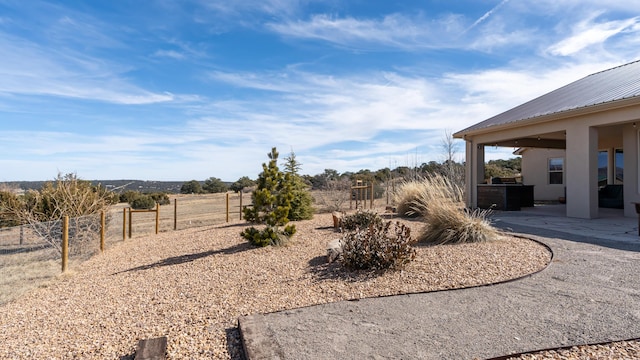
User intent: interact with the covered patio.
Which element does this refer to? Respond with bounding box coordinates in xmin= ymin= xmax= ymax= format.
xmin=491 ymin=204 xmax=639 ymax=243
xmin=454 ymin=60 xmax=640 ymax=219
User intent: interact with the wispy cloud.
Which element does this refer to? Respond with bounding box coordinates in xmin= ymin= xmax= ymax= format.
xmin=266 ymin=13 xmax=468 ymax=50
xmin=1 ymin=0 xmax=639 ymax=181
xmin=0 ymin=33 xmax=174 ymax=104
xmin=153 ymin=49 xmax=186 ymax=60
xmin=462 ymin=0 xmax=510 ymax=35
xmin=547 ymin=14 xmax=640 ymax=56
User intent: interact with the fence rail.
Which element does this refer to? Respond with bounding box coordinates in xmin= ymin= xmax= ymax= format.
xmin=0 ymin=189 xmax=381 ymax=305
xmin=0 ymin=192 xmax=252 ymax=305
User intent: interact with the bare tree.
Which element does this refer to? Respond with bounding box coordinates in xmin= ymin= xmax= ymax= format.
xmin=315 ymin=178 xmax=352 ymax=212
xmin=441 ymin=129 xmax=465 ymax=187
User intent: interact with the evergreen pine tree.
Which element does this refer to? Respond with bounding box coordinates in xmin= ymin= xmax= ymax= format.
xmin=283 ymin=150 xmax=314 ymax=221
xmin=242 ymin=147 xmax=296 ymax=246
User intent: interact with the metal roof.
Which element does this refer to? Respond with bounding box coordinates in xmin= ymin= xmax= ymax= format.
xmin=454 ymin=60 xmax=640 ymax=137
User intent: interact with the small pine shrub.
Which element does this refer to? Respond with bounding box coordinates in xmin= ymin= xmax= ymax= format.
xmin=283 ymin=224 xmax=296 ymax=237
xmin=130 ymin=195 xmax=156 ymax=210
xmin=340 ymin=210 xmax=383 ymax=232
xmin=341 ymin=220 xmax=416 ymax=270
xmin=288 ymin=189 xmax=314 ymax=221
xmin=241 ymin=147 xmax=297 ymax=246
xmin=241 ymin=225 xmax=294 ymax=247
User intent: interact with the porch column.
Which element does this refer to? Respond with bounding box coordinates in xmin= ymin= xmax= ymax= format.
xmin=465 ymin=141 xmax=484 ymax=208
xmin=623 ymin=123 xmax=639 ymax=217
xmin=566 ymin=126 xmax=598 ymax=218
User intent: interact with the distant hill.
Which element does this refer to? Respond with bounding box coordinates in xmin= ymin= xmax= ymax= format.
xmin=1 ymin=180 xmax=195 ymax=193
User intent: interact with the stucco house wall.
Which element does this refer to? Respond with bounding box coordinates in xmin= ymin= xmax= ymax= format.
xmin=519 ymin=148 xmax=566 ymax=201
xmin=454 ymin=60 xmax=640 ymax=219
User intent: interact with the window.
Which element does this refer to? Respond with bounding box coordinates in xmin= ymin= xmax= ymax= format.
xmin=598 ymin=150 xmax=608 ymax=186
xmin=615 ymin=149 xmax=623 ymax=184
xmin=549 ymin=158 xmax=563 ymax=184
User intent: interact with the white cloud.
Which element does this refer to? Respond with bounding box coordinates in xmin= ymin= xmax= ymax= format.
xmin=153 ymin=49 xmax=186 ymax=60
xmin=463 ymin=0 xmax=510 ymax=34
xmin=197 ymin=0 xmax=305 ymax=17
xmin=548 ymin=14 xmax=640 ymax=56
xmin=0 ymin=33 xmax=175 ymax=104
xmin=266 ymin=13 xmax=468 ymax=50
xmin=1 ymin=59 xmax=632 ymax=181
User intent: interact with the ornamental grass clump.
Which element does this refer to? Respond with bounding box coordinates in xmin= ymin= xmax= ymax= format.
xmin=392 ymin=180 xmax=426 ymax=217
xmin=411 ymin=174 xmax=497 ymax=245
xmin=340 ymin=219 xmax=416 ymax=271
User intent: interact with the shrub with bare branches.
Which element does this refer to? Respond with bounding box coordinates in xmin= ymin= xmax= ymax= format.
xmin=314 ymin=178 xmax=351 ymax=212
xmin=2 ymin=173 xmax=114 ymax=254
xmin=340 ymin=220 xmax=416 ymax=270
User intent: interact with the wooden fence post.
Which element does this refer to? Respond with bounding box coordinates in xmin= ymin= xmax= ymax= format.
xmin=370 ymin=183 xmax=374 ymax=209
xmin=62 ymin=216 xmax=69 ymax=272
xmin=350 ymin=187 xmax=353 ymax=210
xmin=239 ymin=191 xmax=243 ymax=220
xmin=100 ymin=211 xmax=105 ymax=253
xmin=128 ymin=207 xmax=132 ymax=239
xmin=123 ymin=208 xmax=126 ymax=241
xmin=174 ymin=199 xmax=177 ymax=231
xmin=226 ymin=193 xmax=230 ymax=223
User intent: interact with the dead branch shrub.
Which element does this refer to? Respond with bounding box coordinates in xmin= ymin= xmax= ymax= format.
xmin=340 ymin=220 xmax=416 ymax=270
xmin=410 ymin=174 xmax=497 ymax=245
xmin=339 ymin=209 xmax=383 ymax=232
xmin=314 ymin=178 xmax=351 ymax=212
xmin=3 ymin=173 xmax=114 ymax=254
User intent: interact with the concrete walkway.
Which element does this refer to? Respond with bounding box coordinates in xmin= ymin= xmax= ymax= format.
xmin=239 ymin=210 xmax=640 ymax=359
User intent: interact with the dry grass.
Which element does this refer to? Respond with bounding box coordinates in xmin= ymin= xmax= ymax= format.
xmin=392 ymin=180 xmax=426 ymax=217
xmin=0 ymin=250 xmax=89 ymax=305
xmin=396 ymin=174 xmax=497 ymax=244
xmin=121 ymin=192 xmax=249 ymax=236
xmin=0 ymin=193 xmax=249 ymax=307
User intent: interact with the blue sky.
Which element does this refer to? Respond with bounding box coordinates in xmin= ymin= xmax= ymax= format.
xmin=1 ymin=0 xmax=640 ymax=181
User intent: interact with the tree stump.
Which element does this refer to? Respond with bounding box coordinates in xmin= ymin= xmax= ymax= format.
xmin=332 ymin=211 xmax=343 ymax=230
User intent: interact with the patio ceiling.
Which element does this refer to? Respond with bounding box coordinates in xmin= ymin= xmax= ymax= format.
xmin=487 ymin=137 xmax=566 ymax=149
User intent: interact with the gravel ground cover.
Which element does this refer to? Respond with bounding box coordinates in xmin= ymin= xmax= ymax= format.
xmin=508 ymin=339 xmax=640 ymax=360
xmin=1 ymin=212 xmax=553 ymax=359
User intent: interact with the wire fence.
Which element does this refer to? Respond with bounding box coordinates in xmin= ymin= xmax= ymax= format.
xmin=0 ymin=192 xmax=250 ymax=305
xmin=0 ymin=189 xmax=385 ymax=305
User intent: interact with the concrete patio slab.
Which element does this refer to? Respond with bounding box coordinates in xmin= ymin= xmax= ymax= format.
xmin=239 ymin=212 xmax=640 ymax=359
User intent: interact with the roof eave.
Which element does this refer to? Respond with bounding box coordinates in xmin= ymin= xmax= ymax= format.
xmin=453 ymin=96 xmax=640 ymax=139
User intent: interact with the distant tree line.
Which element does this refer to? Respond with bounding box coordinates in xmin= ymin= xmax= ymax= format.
xmin=484 ymin=158 xmax=522 ymax=179
xmin=176 ymin=157 xmax=522 ymax=197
